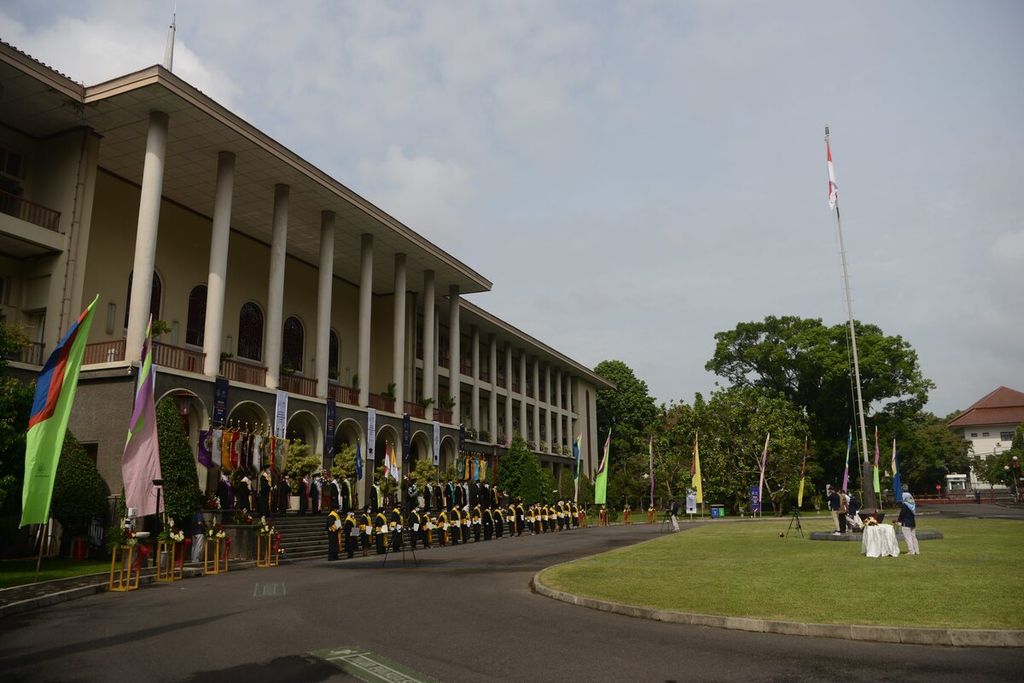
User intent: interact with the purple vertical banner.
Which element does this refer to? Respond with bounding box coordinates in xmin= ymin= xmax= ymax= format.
xmin=213 ymin=376 xmax=229 ymax=426
xmin=749 ymin=484 xmax=761 ymax=514
xmin=324 ymin=399 xmax=336 ymax=463
xmin=402 ymin=413 xmax=411 ymax=462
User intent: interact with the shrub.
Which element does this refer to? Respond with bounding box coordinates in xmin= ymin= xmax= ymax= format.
xmin=51 ymin=432 xmax=107 ymax=553
xmin=156 ymin=398 xmax=202 ymax=522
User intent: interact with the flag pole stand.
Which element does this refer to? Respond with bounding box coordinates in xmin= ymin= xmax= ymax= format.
xmin=785 ymin=509 xmax=803 ymax=538
xmin=33 ymin=517 xmax=49 ymax=583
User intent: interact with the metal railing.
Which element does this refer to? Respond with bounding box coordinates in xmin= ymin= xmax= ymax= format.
xmin=280 ymin=373 xmax=317 ymax=397
xmin=436 ymin=409 xmax=452 ymax=425
xmin=328 ymin=383 xmax=359 ymax=406
xmin=152 ymin=341 xmax=205 ymax=374
xmin=0 ymin=189 xmax=61 ymax=232
xmin=404 ymin=401 xmax=425 ymax=419
xmin=220 ymin=358 xmax=267 ymax=386
xmin=368 ymin=393 xmax=395 ymax=413
xmin=84 ymin=339 xmax=126 ymax=364
xmin=6 ymin=341 xmax=44 ymax=366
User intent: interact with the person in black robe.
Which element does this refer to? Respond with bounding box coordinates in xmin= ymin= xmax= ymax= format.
xmin=326 ymin=509 xmax=341 ymax=560
xmin=310 ymin=475 xmax=320 ymax=515
xmin=374 ymin=509 xmax=388 ymax=554
xmin=343 ymin=511 xmax=357 ymax=559
xmin=235 ymin=477 xmax=251 ymax=513
xmin=217 ymin=473 xmax=233 ymax=511
xmin=390 ymin=506 xmax=404 ymax=551
xmin=483 ymin=507 xmax=493 ymax=541
xmin=257 ymin=467 xmax=271 ymax=516
xmin=278 ymin=475 xmax=291 ymax=514
xmin=461 ymin=507 xmax=471 ymax=544
xmin=423 ymin=484 xmax=432 ymax=512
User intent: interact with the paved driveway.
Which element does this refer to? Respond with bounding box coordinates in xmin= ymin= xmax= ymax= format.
xmin=1 ymin=522 xmax=1019 ymax=682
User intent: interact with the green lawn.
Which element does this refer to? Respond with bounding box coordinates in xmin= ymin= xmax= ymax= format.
xmin=0 ymin=559 xmax=111 ymax=589
xmin=541 ymin=517 xmax=1024 ymax=629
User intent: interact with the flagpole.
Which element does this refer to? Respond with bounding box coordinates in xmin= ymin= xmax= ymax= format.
xmin=33 ymin=518 xmax=48 ymax=582
xmin=827 ymin=126 xmax=874 ymax=511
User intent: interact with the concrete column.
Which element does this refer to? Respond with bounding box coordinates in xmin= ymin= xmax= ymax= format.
xmin=264 ymin=184 xmax=289 ymax=389
xmin=532 ymin=358 xmax=540 ymax=449
xmin=392 ymin=253 xmax=407 ymax=409
xmin=555 ymin=369 xmax=563 ymax=453
xmin=202 ymin=151 xmax=235 ymax=376
xmin=422 ymin=271 xmax=435 ymax=419
xmin=405 ymin=291 xmax=417 ymax=403
xmin=545 ymin=364 xmax=554 ymax=453
xmin=314 ymin=210 xmax=335 ymax=398
xmin=471 ymin=326 xmax=480 ymax=433
xmin=504 ymin=344 xmax=513 ymax=445
xmin=518 ymin=351 xmax=527 ymax=439
xmin=448 ymin=285 xmax=460 ymax=422
xmin=488 ymin=334 xmax=498 ymax=444
xmin=357 ymin=233 xmax=373 ymax=406
xmin=125 ymin=111 xmax=169 ymax=362
xmin=588 ymin=386 xmax=598 ymax=474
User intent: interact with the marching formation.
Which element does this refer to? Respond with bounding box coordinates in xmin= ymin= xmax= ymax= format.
xmin=324 ymin=479 xmax=586 ymax=560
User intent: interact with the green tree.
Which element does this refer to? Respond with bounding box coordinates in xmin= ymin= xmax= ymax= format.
xmin=330 ymin=444 xmax=356 ymax=482
xmin=969 ymin=425 xmax=1024 ymax=489
xmin=411 ymin=458 xmax=438 ymax=488
xmin=51 ymin=432 xmax=108 ymax=555
xmin=871 ymin=411 xmax=972 ymax=493
xmin=498 ymin=436 xmax=544 ymax=503
xmin=156 ymin=398 xmax=202 ymax=523
xmin=0 ymin=323 xmax=34 ymax=515
xmin=705 ymin=316 xmax=934 ymax=482
xmin=283 ymin=439 xmax=322 ymax=481
xmin=538 ymin=469 xmax=557 ymax=504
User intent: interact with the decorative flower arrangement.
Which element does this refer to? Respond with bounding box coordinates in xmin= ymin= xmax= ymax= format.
xmin=235 ymin=509 xmax=254 ymax=525
xmin=206 ymin=523 xmax=227 ymax=540
xmin=159 ymin=517 xmax=186 ymax=543
xmin=205 ymin=494 xmax=221 ymax=510
xmin=258 ymin=516 xmax=275 ymax=536
xmin=864 ymin=516 xmax=879 ymax=527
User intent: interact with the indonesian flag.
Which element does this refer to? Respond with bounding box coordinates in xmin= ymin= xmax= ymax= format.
xmin=827 ymin=139 xmax=839 ymax=210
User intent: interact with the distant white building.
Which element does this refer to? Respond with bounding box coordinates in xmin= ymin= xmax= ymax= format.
xmin=947 ymin=386 xmax=1024 ymax=488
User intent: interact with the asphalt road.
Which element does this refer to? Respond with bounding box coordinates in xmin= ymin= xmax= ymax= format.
xmin=1 ymin=520 xmax=1020 ymax=682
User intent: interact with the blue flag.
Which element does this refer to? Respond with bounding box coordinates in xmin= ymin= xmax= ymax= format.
xmin=355 ymin=439 xmax=363 ymax=481
xmin=891 ymin=439 xmax=902 ymax=507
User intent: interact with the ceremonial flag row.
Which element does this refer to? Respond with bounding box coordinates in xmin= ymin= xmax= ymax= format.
xmin=198 ymin=427 xmax=288 ymax=472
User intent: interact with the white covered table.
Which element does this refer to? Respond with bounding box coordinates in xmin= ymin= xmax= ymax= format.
xmin=861 ymin=523 xmax=900 ymax=558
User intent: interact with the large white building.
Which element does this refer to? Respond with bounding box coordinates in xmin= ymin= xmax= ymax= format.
xmin=948 ymin=386 xmax=1024 ymax=489
xmin=0 ymin=40 xmax=611 ymax=500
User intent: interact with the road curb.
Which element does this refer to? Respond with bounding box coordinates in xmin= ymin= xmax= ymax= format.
xmin=531 ymin=569 xmax=1024 ymax=648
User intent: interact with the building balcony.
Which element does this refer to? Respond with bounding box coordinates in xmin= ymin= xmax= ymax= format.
xmin=436 ymin=409 xmax=453 ymax=425
xmin=438 ymin=351 xmax=449 ymax=368
xmin=404 ymin=401 xmax=425 ymax=419
xmin=0 ymin=189 xmax=61 ymax=232
xmin=328 ymin=382 xmax=359 ymax=407
xmin=280 ymin=373 xmax=317 ymax=398
xmin=480 ymin=367 xmax=490 ymax=382
xmin=84 ymin=339 xmax=126 ymax=365
xmin=153 ymin=342 xmax=204 ymax=374
xmin=368 ymin=392 xmax=395 ymax=413
xmin=219 ymin=357 xmax=267 ymax=386
xmin=5 ymin=340 xmax=44 ymax=366
xmin=460 ymin=359 xmax=472 ymax=375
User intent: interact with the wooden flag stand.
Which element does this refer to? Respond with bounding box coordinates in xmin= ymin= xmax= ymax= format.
xmin=203 ymin=538 xmax=229 ymax=575
xmin=785 ymin=509 xmax=804 ymax=538
xmin=256 ymin=533 xmax=279 ymax=568
xmin=109 ymin=545 xmax=141 ymax=592
xmin=155 ymin=541 xmax=182 ymax=582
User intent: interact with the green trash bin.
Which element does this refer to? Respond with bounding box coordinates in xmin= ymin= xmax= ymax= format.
xmin=711 ymin=504 xmax=724 ymax=518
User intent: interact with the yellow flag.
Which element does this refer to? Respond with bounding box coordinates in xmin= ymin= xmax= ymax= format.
xmin=692 ymin=432 xmax=703 ymax=504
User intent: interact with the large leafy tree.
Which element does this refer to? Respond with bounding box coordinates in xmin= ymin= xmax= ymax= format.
xmin=156 ymin=398 xmax=202 ymax=523
xmin=498 ymin=436 xmax=544 ymax=503
xmin=705 ymin=316 xmax=934 ymax=481
xmin=594 ymin=360 xmax=659 ymax=510
xmin=871 ymin=411 xmax=972 ymax=494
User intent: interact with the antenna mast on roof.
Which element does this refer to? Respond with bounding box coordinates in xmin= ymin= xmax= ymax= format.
xmin=163 ymin=5 xmax=176 ymax=71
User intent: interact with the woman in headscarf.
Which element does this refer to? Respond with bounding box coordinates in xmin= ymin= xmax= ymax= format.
xmin=896 ymin=485 xmax=920 ymax=555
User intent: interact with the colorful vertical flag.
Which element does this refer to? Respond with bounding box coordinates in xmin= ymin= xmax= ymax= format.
xmin=691 ymin=432 xmax=703 ymax=504
xmin=841 ymin=427 xmax=852 ymax=492
xmin=757 ymin=432 xmax=770 ymax=514
xmin=20 ymin=295 xmax=98 ymax=527
xmin=388 ymin=442 xmax=400 ymax=481
xmin=891 ymin=438 xmax=902 ymax=505
xmin=648 ymin=435 xmax=655 ymax=505
xmin=355 ymin=438 xmax=363 ymax=481
xmin=872 ymin=427 xmax=881 ymax=495
xmin=797 ymin=438 xmax=808 ymax=508
xmin=121 ymin=317 xmax=163 ymax=517
xmin=593 ymin=431 xmax=611 ymax=505
xmin=572 ymin=433 xmax=582 ymax=503
xmin=826 ymin=134 xmax=839 ymax=210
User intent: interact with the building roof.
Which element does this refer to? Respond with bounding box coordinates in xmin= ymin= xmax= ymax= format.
xmin=947 ymin=386 xmax=1024 ymax=429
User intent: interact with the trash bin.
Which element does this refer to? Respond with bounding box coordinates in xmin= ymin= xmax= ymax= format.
xmin=710 ymin=504 xmax=725 ymax=519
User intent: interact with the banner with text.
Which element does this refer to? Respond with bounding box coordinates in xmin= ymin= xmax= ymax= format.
xmin=433 ymin=421 xmax=441 ymax=466
xmin=274 ymin=390 xmax=288 ymax=439
xmin=366 ymin=408 xmax=376 ymax=461
xmin=325 ymin=399 xmax=336 ymax=459
xmin=213 ymin=377 xmax=229 ymax=426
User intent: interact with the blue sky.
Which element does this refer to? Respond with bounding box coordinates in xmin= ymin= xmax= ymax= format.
xmin=3 ymin=1 xmax=1022 ymax=417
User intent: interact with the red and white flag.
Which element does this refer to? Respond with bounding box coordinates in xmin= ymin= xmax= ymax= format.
xmin=826 ymin=139 xmax=839 ymax=210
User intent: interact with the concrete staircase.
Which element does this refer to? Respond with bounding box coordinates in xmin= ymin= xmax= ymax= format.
xmin=272 ymin=514 xmax=330 ymax=561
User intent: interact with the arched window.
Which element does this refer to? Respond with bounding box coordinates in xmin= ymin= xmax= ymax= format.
xmin=185 ymin=285 xmax=207 ymax=347
xmin=237 ymin=302 xmax=264 ymax=361
xmin=123 ymin=271 xmax=162 ymax=329
xmin=282 ymin=316 xmax=304 ymax=373
xmin=328 ymin=329 xmax=340 ymax=380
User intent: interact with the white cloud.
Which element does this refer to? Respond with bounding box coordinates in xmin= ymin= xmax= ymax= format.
xmin=358 ymin=146 xmax=470 ymax=247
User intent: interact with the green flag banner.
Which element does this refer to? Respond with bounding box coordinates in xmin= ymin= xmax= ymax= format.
xmin=594 ymin=431 xmax=611 ymax=505
xmin=21 ymin=295 xmax=98 ymax=527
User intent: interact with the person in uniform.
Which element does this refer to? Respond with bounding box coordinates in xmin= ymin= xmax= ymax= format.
xmin=422 ymin=482 xmax=432 ymax=512
xmin=408 ymin=508 xmax=422 ymax=549
xmin=472 ymin=504 xmax=483 ymax=542
xmin=461 ymin=507 xmax=472 ymax=544
xmin=449 ymin=505 xmax=461 ymax=545
xmin=482 ymin=506 xmax=494 ymax=541
xmin=436 ymin=509 xmax=448 ymax=546
xmin=277 ymin=475 xmax=291 ymax=515
xmin=326 ymin=507 xmax=342 ymax=560
xmin=420 ymin=509 xmax=432 ymax=548
xmin=310 ymin=474 xmax=321 ymax=515
xmin=359 ymin=507 xmax=373 ymax=555
xmin=572 ymin=501 xmax=581 ymax=528
xmin=515 ymin=500 xmax=525 ymax=536
xmin=343 ymin=510 xmax=357 ymax=559
xmin=389 ymin=506 xmax=404 ymax=552
xmin=298 ymin=474 xmax=309 ymax=515
xmin=494 ymin=507 xmax=504 ymax=538
xmin=257 ymin=466 xmax=271 ymax=516
xmin=375 ymin=508 xmax=389 ymax=554
xmin=556 ymin=501 xmax=565 ymax=531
